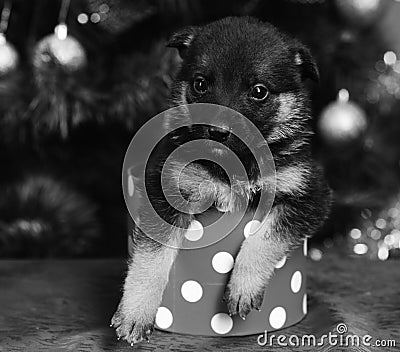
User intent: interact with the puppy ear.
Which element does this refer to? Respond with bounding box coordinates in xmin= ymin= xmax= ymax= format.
xmin=166 ymin=26 xmax=199 ymax=58
xmin=291 ymin=43 xmax=319 ymax=83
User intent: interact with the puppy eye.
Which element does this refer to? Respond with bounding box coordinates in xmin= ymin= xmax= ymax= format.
xmin=250 ymin=84 xmax=269 ymax=101
xmin=193 ymin=76 xmax=208 ymax=94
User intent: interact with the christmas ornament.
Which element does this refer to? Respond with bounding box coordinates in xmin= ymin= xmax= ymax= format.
xmin=31 ymin=0 xmax=88 ymax=138
xmin=0 ymin=1 xmax=18 ymax=76
xmin=32 ymin=0 xmax=86 ymax=72
xmin=32 ymin=23 xmax=86 ymax=72
xmin=334 ymin=0 xmax=387 ymax=27
xmin=318 ymin=89 xmax=368 ymax=145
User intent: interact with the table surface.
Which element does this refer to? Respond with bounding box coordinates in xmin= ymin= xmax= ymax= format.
xmin=0 ymin=251 xmax=399 ymax=352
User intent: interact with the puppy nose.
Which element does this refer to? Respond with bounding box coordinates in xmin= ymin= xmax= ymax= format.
xmin=208 ymin=126 xmax=231 ymax=142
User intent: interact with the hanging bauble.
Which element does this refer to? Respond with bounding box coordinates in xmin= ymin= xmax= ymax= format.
xmin=32 ymin=24 xmax=87 ymax=72
xmin=0 ymin=1 xmax=18 ymax=76
xmin=334 ymin=0 xmax=387 ymax=27
xmin=318 ymin=89 xmax=368 ymax=146
xmin=0 ymin=33 xmax=18 ymax=76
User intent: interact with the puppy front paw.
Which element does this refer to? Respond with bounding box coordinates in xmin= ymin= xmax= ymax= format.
xmin=111 ymin=303 xmax=155 ymax=345
xmin=223 ymin=274 xmax=265 ymax=319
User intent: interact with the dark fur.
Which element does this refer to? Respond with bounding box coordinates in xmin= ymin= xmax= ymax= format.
xmin=112 ymin=17 xmax=332 ymax=345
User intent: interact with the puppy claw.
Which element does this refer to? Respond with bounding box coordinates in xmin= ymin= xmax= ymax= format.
xmin=111 ymin=311 xmax=122 ymax=329
xmin=251 ymin=292 xmax=264 ymax=311
xmin=112 ymin=306 xmax=155 ymax=346
xmin=238 ymin=303 xmax=251 ymax=320
xmin=224 ymin=283 xmax=265 ymax=319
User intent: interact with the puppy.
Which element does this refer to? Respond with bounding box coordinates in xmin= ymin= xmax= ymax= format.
xmin=111 ymin=16 xmax=332 ymax=345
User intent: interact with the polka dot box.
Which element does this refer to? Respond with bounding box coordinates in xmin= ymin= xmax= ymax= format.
xmin=126 ymin=172 xmax=307 ymax=337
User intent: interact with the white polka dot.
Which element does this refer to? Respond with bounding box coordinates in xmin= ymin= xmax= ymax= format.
xmin=275 ymin=256 xmax=286 ymax=269
xmin=212 ymin=252 xmax=234 ymax=274
xmin=155 ymin=307 xmax=173 ymax=329
xmin=128 ymin=175 xmax=134 ymax=197
xmin=302 ymin=294 xmax=307 ymax=315
xmin=290 ymin=271 xmax=302 ymax=293
xmin=184 ymin=220 xmax=204 ymax=241
xmin=210 ymin=313 xmax=233 ymax=334
xmin=269 ymin=306 xmax=287 ymax=329
xmin=181 ymin=280 xmax=203 ymax=302
xmin=243 ymin=220 xmax=261 ymax=238
xmin=303 ymin=238 xmax=308 ymax=256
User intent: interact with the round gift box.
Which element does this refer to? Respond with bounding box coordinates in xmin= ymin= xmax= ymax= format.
xmin=126 ymin=170 xmax=307 ymax=337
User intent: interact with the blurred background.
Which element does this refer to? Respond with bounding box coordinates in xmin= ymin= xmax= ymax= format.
xmin=1 ymin=0 xmax=400 ymax=262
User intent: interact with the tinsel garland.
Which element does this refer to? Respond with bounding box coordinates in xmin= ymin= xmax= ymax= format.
xmin=0 ymin=175 xmax=100 ymax=257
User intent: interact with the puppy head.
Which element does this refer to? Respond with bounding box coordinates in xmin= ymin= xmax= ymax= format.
xmin=167 ymin=16 xmax=318 ymax=155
